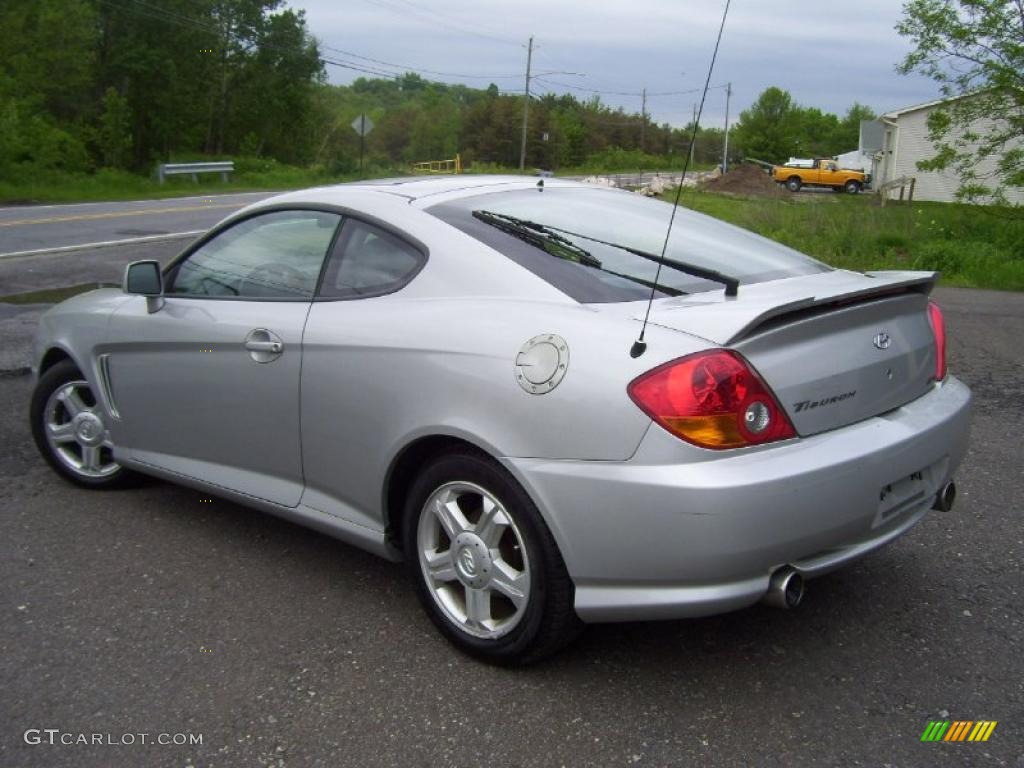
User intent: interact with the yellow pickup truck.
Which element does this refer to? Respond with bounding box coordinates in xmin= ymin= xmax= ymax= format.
xmin=771 ymin=159 xmax=868 ymax=194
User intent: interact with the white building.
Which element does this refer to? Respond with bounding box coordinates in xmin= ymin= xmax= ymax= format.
xmin=872 ymin=97 xmax=1023 ymax=204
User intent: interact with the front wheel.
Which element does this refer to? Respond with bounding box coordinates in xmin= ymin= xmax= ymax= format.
xmin=844 ymin=180 xmax=862 ymax=194
xmin=403 ymin=452 xmax=581 ymax=664
xmin=29 ymin=359 xmax=138 ymax=489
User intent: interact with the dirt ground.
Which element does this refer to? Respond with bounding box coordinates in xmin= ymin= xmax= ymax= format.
xmin=702 ymin=163 xmax=786 ymax=197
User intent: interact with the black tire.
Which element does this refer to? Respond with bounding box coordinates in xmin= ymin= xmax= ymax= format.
xmin=29 ymin=359 xmax=140 ymax=489
xmin=786 ymin=177 xmax=802 ymax=192
xmin=402 ymin=451 xmax=581 ymax=665
xmin=844 ymin=180 xmax=861 ymax=194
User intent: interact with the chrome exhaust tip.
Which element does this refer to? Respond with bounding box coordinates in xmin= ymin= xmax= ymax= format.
xmin=762 ymin=566 xmax=804 ymax=609
xmin=932 ymin=481 xmax=957 ymax=512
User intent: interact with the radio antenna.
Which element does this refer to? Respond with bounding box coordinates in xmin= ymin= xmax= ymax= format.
xmin=630 ymin=0 xmax=733 ymax=359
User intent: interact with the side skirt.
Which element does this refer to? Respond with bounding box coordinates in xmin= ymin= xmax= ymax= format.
xmin=118 ymin=457 xmax=402 ymax=562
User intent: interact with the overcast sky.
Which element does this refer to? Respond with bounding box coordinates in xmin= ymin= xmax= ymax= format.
xmin=290 ymin=0 xmax=939 ymax=127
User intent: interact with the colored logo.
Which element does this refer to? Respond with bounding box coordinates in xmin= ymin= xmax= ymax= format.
xmin=921 ymin=720 xmax=997 ymax=742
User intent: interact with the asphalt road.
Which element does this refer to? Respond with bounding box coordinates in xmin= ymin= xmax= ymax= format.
xmin=0 ymin=192 xmax=275 ymax=258
xmin=1 ymin=201 xmax=1022 ymax=766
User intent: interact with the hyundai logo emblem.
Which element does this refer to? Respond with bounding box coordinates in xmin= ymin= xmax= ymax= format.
xmin=873 ymin=331 xmax=891 ymax=350
xmin=459 ymin=548 xmax=477 ymax=577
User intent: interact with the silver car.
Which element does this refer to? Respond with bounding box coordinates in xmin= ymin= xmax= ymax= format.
xmin=29 ymin=176 xmax=971 ymax=664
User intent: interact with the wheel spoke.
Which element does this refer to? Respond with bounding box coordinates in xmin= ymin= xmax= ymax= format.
xmin=465 ymin=587 xmax=492 ymax=626
xmin=433 ymin=497 xmax=470 ymax=538
xmin=59 ymin=387 xmax=89 ymax=418
xmin=47 ymin=422 xmax=76 ymax=444
xmin=424 ymin=550 xmax=457 ymax=583
xmin=80 ymin=445 xmax=102 ymax=471
xmin=474 ymin=497 xmax=506 ymax=548
xmin=489 ymin=560 xmax=528 ymax=608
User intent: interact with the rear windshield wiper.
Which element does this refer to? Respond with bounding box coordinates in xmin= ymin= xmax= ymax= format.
xmin=472 ymin=209 xmax=601 ymax=267
xmin=538 ymin=222 xmax=740 ymax=297
xmin=472 ymin=209 xmax=739 ymax=297
xmin=472 ymin=210 xmax=681 ymax=296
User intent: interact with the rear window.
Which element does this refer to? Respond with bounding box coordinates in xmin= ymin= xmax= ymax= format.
xmin=427 ymin=187 xmax=829 ymax=302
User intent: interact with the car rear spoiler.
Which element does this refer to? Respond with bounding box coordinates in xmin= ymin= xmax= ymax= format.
xmin=726 ymin=271 xmax=937 ymax=344
xmin=638 ymin=270 xmax=938 ymax=346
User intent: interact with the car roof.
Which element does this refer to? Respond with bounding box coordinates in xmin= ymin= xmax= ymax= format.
xmin=340 ymin=174 xmax=582 ymax=197
xmin=258 ymin=175 xmax=588 ymax=207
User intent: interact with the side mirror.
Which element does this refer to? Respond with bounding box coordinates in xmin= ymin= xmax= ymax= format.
xmin=123 ymin=260 xmax=165 ymax=313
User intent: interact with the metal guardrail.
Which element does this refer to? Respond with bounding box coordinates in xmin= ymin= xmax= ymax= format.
xmin=411 ymin=154 xmax=462 ymax=175
xmin=156 ymin=161 xmax=234 ymax=184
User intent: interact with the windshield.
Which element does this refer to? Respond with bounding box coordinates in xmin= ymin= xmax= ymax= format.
xmin=428 ymin=187 xmax=829 ymax=302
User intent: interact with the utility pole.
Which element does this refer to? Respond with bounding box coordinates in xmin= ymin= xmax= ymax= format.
xmin=722 ymin=82 xmax=732 ymax=173
xmin=518 ymin=35 xmax=534 ymax=171
xmin=640 ymin=88 xmax=646 ymax=153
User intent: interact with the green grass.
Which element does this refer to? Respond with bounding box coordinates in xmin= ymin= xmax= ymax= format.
xmin=670 ymin=190 xmax=1024 ymax=292
xmin=0 ymin=283 xmax=111 ymax=304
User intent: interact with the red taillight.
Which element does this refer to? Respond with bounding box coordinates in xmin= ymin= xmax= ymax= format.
xmin=927 ymin=301 xmax=947 ymax=381
xmin=628 ymin=350 xmax=797 ymax=449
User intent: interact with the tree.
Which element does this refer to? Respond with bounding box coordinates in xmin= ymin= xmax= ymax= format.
xmin=793 ymin=107 xmax=841 ymax=157
xmin=897 ymin=0 xmax=1024 ymax=204
xmin=0 ymin=0 xmax=96 ymax=172
xmin=731 ymin=87 xmax=800 ymax=163
xmin=98 ymin=87 xmax=132 ymax=169
xmin=834 ymin=103 xmax=877 ymax=151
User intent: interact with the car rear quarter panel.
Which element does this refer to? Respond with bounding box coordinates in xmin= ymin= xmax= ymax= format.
xmin=298 ymin=296 xmax=708 ymax=530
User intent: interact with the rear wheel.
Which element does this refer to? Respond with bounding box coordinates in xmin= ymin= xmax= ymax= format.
xmin=844 ymin=180 xmax=862 ymax=194
xmin=786 ymin=177 xmax=802 ymax=192
xmin=403 ymin=451 xmax=580 ymax=664
xmin=30 ymin=359 xmax=138 ymax=489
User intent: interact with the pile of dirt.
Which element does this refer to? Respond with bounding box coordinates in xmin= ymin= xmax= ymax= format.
xmin=701 ymin=163 xmax=785 ymax=197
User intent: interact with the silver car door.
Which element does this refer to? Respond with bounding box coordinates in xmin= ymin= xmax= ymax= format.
xmin=299 ymin=217 xmax=427 ymax=527
xmin=105 ymin=208 xmax=343 ymax=507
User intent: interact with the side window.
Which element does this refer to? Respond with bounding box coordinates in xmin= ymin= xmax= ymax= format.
xmin=319 ymin=219 xmax=425 ymax=299
xmin=169 ymin=210 xmax=342 ymax=299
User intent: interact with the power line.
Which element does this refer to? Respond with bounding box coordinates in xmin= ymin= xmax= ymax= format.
xmin=533 ymin=76 xmax=729 ymax=99
xmin=388 ymin=0 xmax=521 ymax=46
xmin=357 ymin=0 xmax=521 ymax=47
xmin=98 ymin=0 xmax=521 ymax=87
xmin=533 ymin=77 xmax=644 ymax=97
xmin=318 ymin=43 xmax=521 ymax=80
xmin=99 ymin=0 xmax=731 ymax=127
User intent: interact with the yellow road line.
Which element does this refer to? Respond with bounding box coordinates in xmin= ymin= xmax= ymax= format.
xmin=0 ymin=202 xmax=243 ymax=227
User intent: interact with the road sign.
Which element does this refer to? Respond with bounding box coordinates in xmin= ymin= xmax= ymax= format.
xmin=351 ymin=114 xmax=374 ymax=137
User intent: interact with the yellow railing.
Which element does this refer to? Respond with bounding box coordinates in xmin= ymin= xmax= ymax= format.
xmin=411 ymin=154 xmax=462 ymax=175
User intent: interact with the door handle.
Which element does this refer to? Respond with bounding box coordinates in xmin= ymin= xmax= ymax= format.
xmin=244 ymin=328 xmax=284 ymax=362
xmin=244 ymin=339 xmax=282 ymax=353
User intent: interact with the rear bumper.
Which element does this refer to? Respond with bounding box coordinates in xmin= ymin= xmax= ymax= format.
xmin=503 ymin=376 xmax=971 ymax=622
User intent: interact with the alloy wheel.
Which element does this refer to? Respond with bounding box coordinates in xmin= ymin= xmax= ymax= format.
xmin=416 ymin=481 xmax=531 ymax=639
xmin=42 ymin=380 xmax=120 ymax=479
